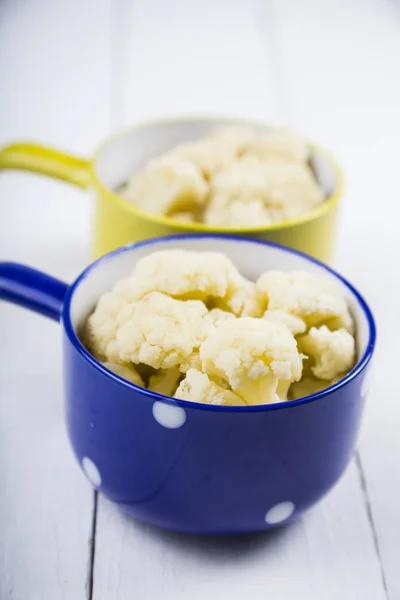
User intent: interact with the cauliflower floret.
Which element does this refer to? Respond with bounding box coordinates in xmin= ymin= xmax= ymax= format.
xmin=204 ymin=197 xmax=273 ymax=227
xmin=130 ymin=249 xmax=238 ymax=303
xmin=148 ymin=367 xmax=181 ymax=396
xmin=85 ymin=274 xmax=155 ymax=361
xmin=117 ymin=126 xmax=321 ymax=226
xmin=119 ymin=156 xmax=208 ymax=216
xmin=85 ymin=292 xmax=126 ymax=361
xmin=105 ymin=291 xmax=213 ymax=370
xmin=298 ymin=325 xmax=355 ymax=381
xmin=85 ymin=249 xmax=356 ymax=412
xmin=205 ymin=126 xmax=256 ymax=151
xmin=101 ymin=362 xmax=144 ymax=387
xmin=211 ymin=156 xmax=273 ymax=204
xmin=256 ymin=270 xmax=354 ymax=332
xmin=244 ymin=128 xmax=310 ymax=164
xmin=289 ymin=375 xmax=341 ymax=400
xmin=200 ymin=318 xmax=303 ymax=406
xmin=222 ymin=277 xmax=266 ymax=318
xmin=208 ymin=308 xmax=236 ymax=325
xmin=263 ymin=309 xmax=306 ymax=335
xmin=85 ymin=251 xmax=263 ymax=360
xmin=179 ymin=351 xmax=202 ymax=374
xmin=168 ymin=139 xmax=239 ymax=180
xmin=174 ymin=368 xmax=245 ymax=406
xmin=261 ymin=162 xmax=323 ymax=218
xmin=123 ymin=249 xmax=263 ymax=317
xmin=211 ymin=157 xmax=323 ymax=219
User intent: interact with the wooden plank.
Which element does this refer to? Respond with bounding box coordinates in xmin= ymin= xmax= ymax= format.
xmin=0 ymin=0 xmax=111 ymax=597
xmin=115 ymin=0 xmax=284 ymax=126
xmin=92 ymin=1 xmax=388 ymax=598
xmin=93 ymin=464 xmax=386 ymax=600
xmin=263 ymin=0 xmax=400 ymax=597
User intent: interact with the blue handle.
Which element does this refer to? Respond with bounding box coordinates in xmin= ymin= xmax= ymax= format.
xmin=0 ymin=262 xmax=69 ymax=322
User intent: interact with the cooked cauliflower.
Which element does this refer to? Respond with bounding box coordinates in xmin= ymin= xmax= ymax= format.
xmin=298 ymin=325 xmax=355 ymax=380
xmin=259 ymin=162 xmax=324 ymax=218
xmin=244 ymin=128 xmax=310 ymax=164
xmin=211 ymin=157 xmax=323 ymax=219
xmin=169 ymin=139 xmax=238 ymax=180
xmin=208 ymin=308 xmax=236 ymax=325
xmin=148 ymin=367 xmax=181 ymax=396
xmin=200 ymin=318 xmax=303 ymax=405
xmin=119 ymin=156 xmax=208 ymax=216
xmin=169 ymin=126 xmax=257 ymax=181
xmin=84 ymin=248 xmax=356 ymax=406
xmin=85 ymin=292 xmax=126 ymax=361
xmin=106 ymin=291 xmax=213 ymax=370
xmin=256 ymin=270 xmax=354 ymax=332
xmin=117 ymin=126 xmax=324 ymax=225
xmin=127 ymin=249 xmax=263 ymax=317
xmin=263 ymin=309 xmax=306 ymax=335
xmin=88 ymin=249 xmax=239 ymax=314
xmin=210 ymin=156 xmax=272 ymax=204
xmin=174 ymin=368 xmax=245 ymax=406
xmin=204 ymin=197 xmax=273 ymax=227
xmin=129 ymin=249 xmax=237 ymax=303
xmin=221 ymin=277 xmax=266 ymax=318
xmin=178 ymin=351 xmax=202 ymax=374
xmin=101 ymin=361 xmax=144 ymax=387
xmin=205 ymin=126 xmax=256 ymax=151
xmin=85 ymin=273 xmax=157 ymax=359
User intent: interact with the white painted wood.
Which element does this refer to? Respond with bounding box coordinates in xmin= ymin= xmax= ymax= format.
xmin=265 ymin=1 xmax=400 ymax=597
xmin=92 ymin=1 xmax=389 ymax=598
xmin=0 ymin=0 xmax=111 ymax=597
xmin=115 ymin=0 xmax=284 ymax=126
xmin=2 ymin=0 xmax=399 ymax=597
xmin=93 ymin=464 xmax=386 ymax=600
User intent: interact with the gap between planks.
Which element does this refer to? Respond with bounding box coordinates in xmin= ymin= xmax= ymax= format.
xmin=87 ymin=491 xmax=99 ymax=600
xmin=354 ymin=452 xmax=389 ymax=600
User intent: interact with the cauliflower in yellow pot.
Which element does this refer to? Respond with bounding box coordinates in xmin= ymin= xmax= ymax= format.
xmin=117 ymin=125 xmax=325 ymax=225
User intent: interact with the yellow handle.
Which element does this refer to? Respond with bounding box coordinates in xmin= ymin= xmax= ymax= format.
xmin=0 ymin=142 xmax=91 ymax=189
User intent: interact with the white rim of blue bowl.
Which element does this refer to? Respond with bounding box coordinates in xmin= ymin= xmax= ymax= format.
xmin=62 ymin=234 xmax=376 ymax=412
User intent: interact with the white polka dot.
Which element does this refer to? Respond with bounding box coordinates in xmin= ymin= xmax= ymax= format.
xmin=82 ymin=457 xmax=102 ymax=487
xmin=265 ymin=501 xmax=295 ymax=525
xmin=152 ymin=401 xmax=187 ymax=429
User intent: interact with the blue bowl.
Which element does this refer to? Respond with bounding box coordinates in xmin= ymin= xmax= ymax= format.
xmin=0 ymin=235 xmax=375 ymax=534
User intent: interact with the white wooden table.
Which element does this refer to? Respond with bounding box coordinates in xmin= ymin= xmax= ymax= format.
xmin=0 ymin=1 xmax=399 ymax=598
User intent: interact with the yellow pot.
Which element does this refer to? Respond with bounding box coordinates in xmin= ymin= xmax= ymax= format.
xmin=0 ymin=116 xmax=343 ymax=262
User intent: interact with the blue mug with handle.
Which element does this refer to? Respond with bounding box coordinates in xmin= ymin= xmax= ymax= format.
xmin=0 ymin=235 xmax=375 ymax=534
